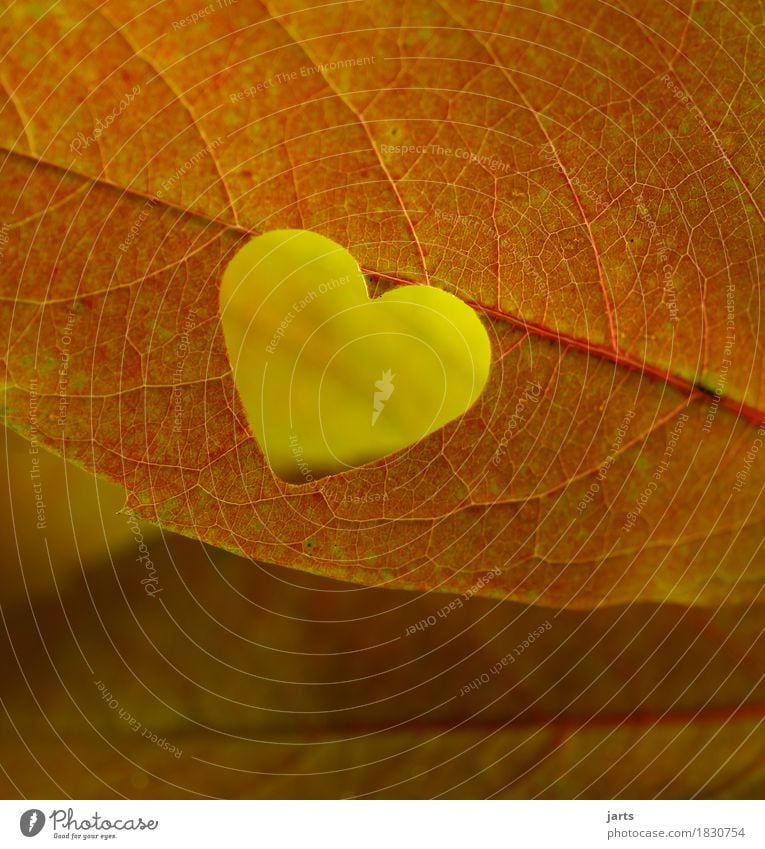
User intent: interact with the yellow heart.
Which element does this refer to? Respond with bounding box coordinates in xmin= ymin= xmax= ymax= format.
xmin=220 ymin=230 xmax=491 ymax=483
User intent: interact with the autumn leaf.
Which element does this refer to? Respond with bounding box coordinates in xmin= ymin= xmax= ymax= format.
xmin=1 ymin=0 xmax=764 ymax=606
xmin=1 ymin=515 xmax=764 ymax=799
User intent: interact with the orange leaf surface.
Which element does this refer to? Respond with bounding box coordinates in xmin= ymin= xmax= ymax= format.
xmin=1 ymin=0 xmax=764 ymax=606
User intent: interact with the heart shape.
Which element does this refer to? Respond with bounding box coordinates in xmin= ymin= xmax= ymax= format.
xmin=220 ymin=230 xmax=491 ymax=483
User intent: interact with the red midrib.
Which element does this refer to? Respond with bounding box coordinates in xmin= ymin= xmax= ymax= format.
xmin=365 ymin=268 xmax=764 ymax=428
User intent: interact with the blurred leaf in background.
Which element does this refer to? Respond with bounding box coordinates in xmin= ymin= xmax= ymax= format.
xmin=1 ymin=427 xmax=158 ymax=605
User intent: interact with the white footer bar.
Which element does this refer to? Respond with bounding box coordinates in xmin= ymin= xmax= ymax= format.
xmin=1 ymin=800 xmax=761 ymax=848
